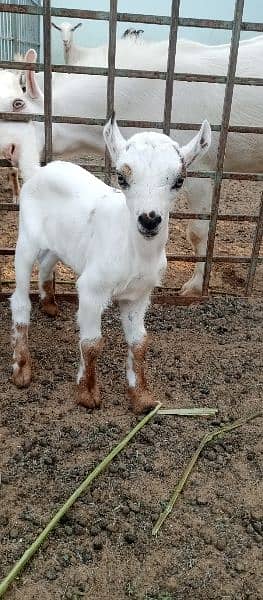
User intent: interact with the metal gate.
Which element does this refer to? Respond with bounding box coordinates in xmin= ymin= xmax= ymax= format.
xmin=0 ymin=0 xmax=262 ymax=303
xmin=0 ymin=0 xmax=40 ymax=60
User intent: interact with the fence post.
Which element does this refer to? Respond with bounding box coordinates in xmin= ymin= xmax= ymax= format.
xmin=202 ymin=0 xmax=245 ymax=294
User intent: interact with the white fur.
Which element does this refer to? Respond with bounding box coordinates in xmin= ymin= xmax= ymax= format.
xmin=3 ymin=116 xmax=211 ymax=387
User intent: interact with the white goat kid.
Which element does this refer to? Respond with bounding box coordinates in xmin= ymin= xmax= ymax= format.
xmin=8 ymin=115 xmax=211 ymax=413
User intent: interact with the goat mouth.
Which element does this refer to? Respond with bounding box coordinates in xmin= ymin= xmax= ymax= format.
xmin=137 ymin=225 xmax=159 ymax=239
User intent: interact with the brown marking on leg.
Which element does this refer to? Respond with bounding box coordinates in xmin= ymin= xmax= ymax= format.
xmin=41 ymin=280 xmax=58 ymax=317
xmin=76 ymin=338 xmax=103 ymax=409
xmin=12 ymin=324 xmax=31 ymax=387
xmin=127 ymin=336 xmax=158 ymax=415
xmin=9 ymin=167 xmax=20 ymax=203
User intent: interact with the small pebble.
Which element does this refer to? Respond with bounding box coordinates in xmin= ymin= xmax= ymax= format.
xmin=235 ymin=561 xmax=246 ymax=573
xmin=124 ymin=531 xmax=136 ymax=544
xmin=165 ymin=576 xmax=178 ymax=592
xmin=90 ymin=526 xmax=100 ymax=537
xmin=128 ymin=501 xmax=140 ymax=513
xmin=9 ymin=527 xmax=19 ymax=539
xmin=216 ymin=538 xmax=227 ymax=551
xmin=121 ymin=506 xmax=129 ymax=516
xmin=252 ymin=521 xmax=262 ymax=535
xmin=64 ymin=525 xmax=73 ymax=535
xmin=1 ymin=474 xmax=10 ymax=484
xmin=45 ymin=568 xmax=57 ymax=581
xmin=196 ymin=491 xmax=209 ymax=506
xmin=93 ymin=537 xmax=103 ymax=551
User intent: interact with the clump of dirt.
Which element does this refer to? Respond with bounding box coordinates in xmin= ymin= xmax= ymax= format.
xmin=0 ymin=297 xmax=262 ymax=600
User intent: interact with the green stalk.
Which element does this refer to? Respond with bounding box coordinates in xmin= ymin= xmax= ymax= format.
xmin=152 ymin=411 xmax=262 ymax=535
xmin=0 ymin=403 xmax=161 ymax=598
xmin=158 ymin=407 xmax=218 ymax=416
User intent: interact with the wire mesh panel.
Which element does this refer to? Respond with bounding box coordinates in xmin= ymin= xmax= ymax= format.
xmin=0 ymin=0 xmax=262 ymax=303
xmin=0 ymin=0 xmax=40 ymax=60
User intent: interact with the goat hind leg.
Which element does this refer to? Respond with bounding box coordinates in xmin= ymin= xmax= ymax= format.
xmin=180 ymin=220 xmax=209 ymax=296
xmin=76 ymin=276 xmax=106 ymax=409
xmin=38 ymin=250 xmax=58 ymax=316
xmin=180 ymin=177 xmax=212 ymax=296
xmin=10 ymin=242 xmax=37 ymax=387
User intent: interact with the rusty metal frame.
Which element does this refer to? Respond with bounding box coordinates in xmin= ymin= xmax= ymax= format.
xmin=0 ymin=0 xmax=262 ymax=302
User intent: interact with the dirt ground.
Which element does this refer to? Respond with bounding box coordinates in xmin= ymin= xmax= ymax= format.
xmin=0 ymin=296 xmax=262 ymax=600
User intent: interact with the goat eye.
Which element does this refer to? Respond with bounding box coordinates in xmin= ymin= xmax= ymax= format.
xmin=117 ymin=172 xmax=129 ymax=188
xmin=12 ymin=98 xmax=25 ymax=111
xmin=171 ymin=176 xmax=184 ymax=191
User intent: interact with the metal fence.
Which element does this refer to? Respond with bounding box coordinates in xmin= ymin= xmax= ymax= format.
xmin=0 ymin=0 xmax=262 ymax=304
xmin=0 ymin=0 xmax=40 ymax=60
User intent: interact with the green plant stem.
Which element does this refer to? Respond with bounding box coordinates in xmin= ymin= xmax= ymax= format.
xmin=158 ymin=408 xmax=218 ymax=416
xmin=0 ymin=403 xmax=161 ymax=598
xmin=152 ymin=411 xmax=262 ymax=536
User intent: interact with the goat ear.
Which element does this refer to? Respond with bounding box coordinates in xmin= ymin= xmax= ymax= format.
xmin=24 ymin=49 xmax=43 ymax=100
xmin=103 ymin=112 xmax=126 ymax=164
xmin=52 ymin=22 xmax=62 ymax=31
xmin=72 ymin=22 xmax=82 ymax=31
xmin=180 ymin=120 xmax=211 ymax=167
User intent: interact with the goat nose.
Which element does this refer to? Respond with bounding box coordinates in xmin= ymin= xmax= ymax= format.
xmin=138 ymin=212 xmax=162 ymax=231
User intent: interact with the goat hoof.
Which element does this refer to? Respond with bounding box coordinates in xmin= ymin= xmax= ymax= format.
xmin=128 ymin=388 xmax=158 ymax=415
xmin=179 ymin=277 xmax=202 ymax=297
xmin=12 ymin=361 xmax=31 ymax=388
xmin=41 ymin=299 xmax=59 ymax=317
xmin=76 ymin=384 xmax=101 ymax=409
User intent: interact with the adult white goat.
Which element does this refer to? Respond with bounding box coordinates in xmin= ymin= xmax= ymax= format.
xmin=3 ymin=114 xmax=211 ymax=413
xmin=51 ymin=21 xmax=144 ymax=66
xmin=52 ymin=21 xmax=83 ymax=65
xmin=3 ymin=36 xmax=263 ymax=294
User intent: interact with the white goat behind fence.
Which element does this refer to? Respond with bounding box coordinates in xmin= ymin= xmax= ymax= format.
xmin=1 ymin=114 xmax=211 ymax=413
xmin=1 ymin=35 xmax=262 ymax=294
xmin=51 ymin=21 xmax=144 ymax=66
xmin=0 ymin=69 xmax=25 ymax=203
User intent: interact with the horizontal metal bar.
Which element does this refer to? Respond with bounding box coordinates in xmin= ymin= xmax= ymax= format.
xmin=2 ymin=60 xmax=263 ymax=86
xmin=0 ymin=159 xmax=262 ymax=182
xmin=2 ymin=110 xmax=263 ymax=137
xmin=0 ymin=5 xmax=262 ymax=32
xmin=0 ymin=203 xmax=259 ymax=223
xmin=166 ymin=255 xmax=263 ymax=263
xmin=1 ymin=247 xmax=262 ymax=263
xmin=2 ymin=111 xmax=263 ymax=139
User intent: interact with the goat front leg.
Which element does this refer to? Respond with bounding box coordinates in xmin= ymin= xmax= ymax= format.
xmin=10 ymin=241 xmax=37 ymax=387
xmin=180 ymin=177 xmax=212 ymax=296
xmin=76 ymin=275 xmax=107 ymax=409
xmin=119 ymin=295 xmax=158 ymax=414
xmin=38 ymin=250 xmax=58 ymax=316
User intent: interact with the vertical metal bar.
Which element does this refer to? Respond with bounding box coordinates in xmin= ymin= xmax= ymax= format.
xmin=245 ymin=192 xmax=263 ymax=296
xmin=43 ymin=0 xmax=52 ymax=164
xmin=163 ymin=0 xmax=180 ymax=136
xmin=104 ymin=0 xmax=118 ymax=184
xmin=202 ymin=0 xmax=245 ymax=294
